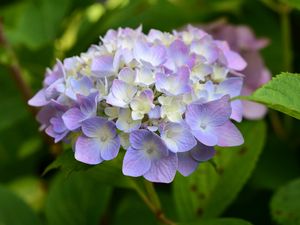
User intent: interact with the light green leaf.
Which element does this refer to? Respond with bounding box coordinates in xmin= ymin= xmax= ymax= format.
xmin=270 ymin=178 xmax=300 ymax=225
xmin=1 ymin=0 xmax=71 ymax=49
xmin=45 ymin=172 xmax=112 ymax=225
xmin=8 ymin=176 xmax=46 ymax=212
xmin=0 ymin=185 xmax=41 ymax=225
xmin=280 ymin=0 xmax=300 ymax=10
xmin=245 ymin=73 xmax=300 ymax=119
xmin=180 ymin=218 xmax=253 ymax=225
xmin=173 ymin=121 xmax=266 ymax=221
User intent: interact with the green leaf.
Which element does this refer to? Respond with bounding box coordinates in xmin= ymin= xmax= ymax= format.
xmin=245 ymin=73 xmax=300 ymax=119
xmin=112 ymin=194 xmax=158 ymax=225
xmin=173 ymin=121 xmax=266 ymax=221
xmin=270 ymin=178 xmax=300 ymax=225
xmin=0 ymin=185 xmax=41 ymax=225
xmin=43 ymin=149 xmax=91 ymax=176
xmin=8 ymin=176 xmax=46 ymax=212
xmin=180 ymin=218 xmax=253 ymax=225
xmin=44 ymin=149 xmax=134 ymax=189
xmin=280 ymin=0 xmax=300 ymax=10
xmin=45 ymin=172 xmax=112 ymax=225
xmin=1 ymin=0 xmax=71 ymax=49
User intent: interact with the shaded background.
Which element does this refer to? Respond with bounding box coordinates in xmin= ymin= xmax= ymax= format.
xmin=0 ymin=0 xmax=300 ymax=225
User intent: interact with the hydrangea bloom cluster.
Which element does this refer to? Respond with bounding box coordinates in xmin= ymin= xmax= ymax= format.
xmin=29 ymin=26 xmax=246 ymax=183
xmin=201 ymin=21 xmax=271 ymax=119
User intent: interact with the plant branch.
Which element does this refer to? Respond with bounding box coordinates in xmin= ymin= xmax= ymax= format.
xmin=280 ymin=5 xmax=292 ymax=72
xmin=0 ymin=18 xmax=37 ymax=117
xmin=0 ymin=18 xmax=61 ymax=148
xmin=132 ymin=180 xmax=177 ymax=225
xmin=144 ymin=180 xmax=162 ymax=209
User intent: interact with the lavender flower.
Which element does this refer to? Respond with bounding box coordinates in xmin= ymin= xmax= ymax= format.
xmin=201 ymin=21 xmax=271 ymax=119
xmin=122 ymin=129 xmax=177 ymax=183
xmin=29 ymin=26 xmax=247 ymax=183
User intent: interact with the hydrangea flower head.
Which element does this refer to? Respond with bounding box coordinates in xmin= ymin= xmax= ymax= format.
xmin=29 ymin=26 xmax=246 ymax=183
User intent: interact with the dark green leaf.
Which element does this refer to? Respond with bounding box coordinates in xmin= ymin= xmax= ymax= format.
xmin=44 ymin=149 xmax=134 ymax=189
xmin=43 ymin=149 xmax=91 ymax=176
xmin=45 ymin=172 xmax=112 ymax=225
xmin=270 ymin=178 xmax=300 ymax=225
xmin=112 ymin=194 xmax=158 ymax=225
xmin=0 ymin=185 xmax=41 ymax=225
xmin=173 ymin=121 xmax=266 ymax=221
xmin=245 ymin=73 xmax=300 ymax=119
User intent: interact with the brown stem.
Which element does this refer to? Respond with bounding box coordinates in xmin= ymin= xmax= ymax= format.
xmin=0 ymin=18 xmax=37 ymax=116
xmin=0 ymin=18 xmax=60 ymax=149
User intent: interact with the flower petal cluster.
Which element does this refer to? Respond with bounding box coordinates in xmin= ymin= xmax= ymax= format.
xmin=201 ymin=21 xmax=271 ymax=119
xmin=29 ymin=26 xmax=246 ymax=183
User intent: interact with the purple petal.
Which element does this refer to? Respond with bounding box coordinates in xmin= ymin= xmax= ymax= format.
xmin=143 ymin=152 xmax=178 ymax=183
xmin=45 ymin=126 xmax=68 ymax=143
xmin=118 ymin=67 xmax=136 ymax=84
xmin=242 ymin=100 xmax=267 ymax=120
xmin=156 ymin=67 xmax=191 ymax=96
xmin=190 ymin=143 xmax=216 ymax=161
xmin=65 ymin=76 xmax=93 ymax=100
xmin=191 ymin=129 xmax=218 ymax=146
xmin=62 ymin=108 xmax=85 ymax=130
xmin=168 ymin=39 xmax=189 ymax=65
xmin=28 ymin=90 xmax=49 ymax=107
xmin=221 ymin=49 xmax=247 ymax=71
xmin=37 ymin=104 xmax=57 ymax=129
xmin=177 ymin=152 xmax=199 ymax=176
xmin=231 ymin=100 xmax=243 ymax=122
xmin=100 ymin=136 xmax=120 ymax=160
xmin=91 ymin=55 xmax=115 ymax=77
xmin=81 ymin=117 xmax=107 ymax=138
xmin=217 ymin=77 xmax=243 ymax=97
xmin=215 ymin=121 xmax=244 ymax=146
xmin=161 ymin=122 xmax=197 ymax=153
xmin=148 ymin=106 xmax=161 ymax=119
xmin=106 ymin=79 xmax=137 ymax=107
xmin=77 ymin=92 xmax=98 ymax=117
xmin=185 ymin=95 xmax=231 ymax=130
xmin=122 ymin=147 xmax=151 ymax=177
xmin=190 ymin=38 xmax=219 ymax=64
xmin=75 ymin=136 xmax=103 ymax=164
xmin=44 ymin=60 xmax=65 ymax=86
xmin=113 ymin=49 xmax=133 ymax=69
xmin=50 ymin=117 xmax=66 ymax=133
xmin=134 ymin=41 xmax=166 ymax=67
xmin=129 ymin=129 xmax=168 ymax=155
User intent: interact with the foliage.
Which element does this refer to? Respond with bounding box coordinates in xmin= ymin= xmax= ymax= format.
xmin=245 ymin=73 xmax=300 ymax=120
xmin=0 ymin=0 xmax=300 ymax=225
xmin=271 ymin=178 xmax=300 ymax=225
xmin=173 ymin=121 xmax=266 ymax=221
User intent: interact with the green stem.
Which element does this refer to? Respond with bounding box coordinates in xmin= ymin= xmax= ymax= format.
xmin=132 ymin=182 xmax=157 ymax=212
xmin=132 ymin=179 xmax=177 ymax=225
xmin=279 ymin=5 xmax=294 ymax=134
xmin=280 ymin=6 xmax=292 ymax=72
xmin=144 ymin=180 xmax=162 ymax=209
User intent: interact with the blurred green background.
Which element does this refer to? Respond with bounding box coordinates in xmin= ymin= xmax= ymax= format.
xmin=0 ymin=0 xmax=300 ymax=225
